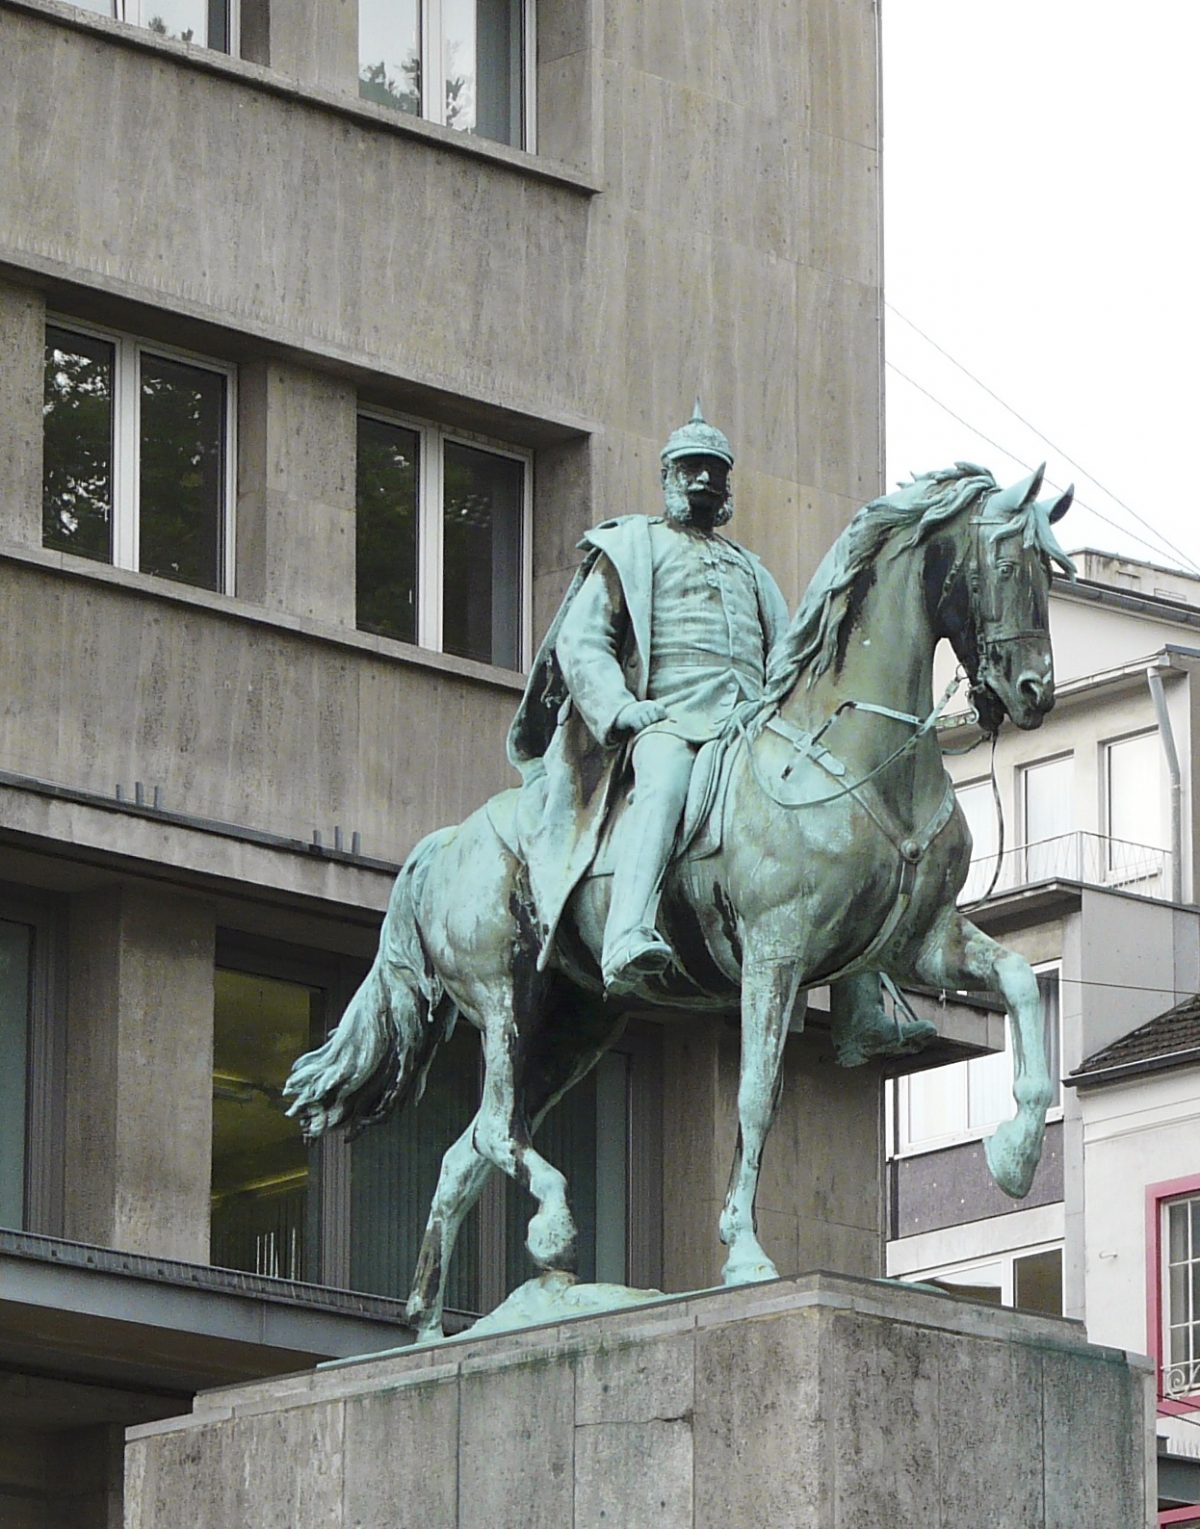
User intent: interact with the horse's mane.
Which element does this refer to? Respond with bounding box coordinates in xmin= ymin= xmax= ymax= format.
xmin=764 ymin=462 xmax=1076 ymax=700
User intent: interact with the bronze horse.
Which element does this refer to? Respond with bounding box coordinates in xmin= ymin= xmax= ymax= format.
xmin=286 ymin=462 xmax=1073 ymax=1339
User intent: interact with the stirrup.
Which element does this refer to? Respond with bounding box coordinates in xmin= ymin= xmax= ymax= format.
xmin=602 ymin=927 xmax=673 ymax=995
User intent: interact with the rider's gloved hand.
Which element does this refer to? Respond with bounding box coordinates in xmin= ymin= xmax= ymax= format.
xmin=616 ymin=699 xmax=668 ymax=734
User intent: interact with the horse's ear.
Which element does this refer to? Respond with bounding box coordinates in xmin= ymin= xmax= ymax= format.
xmin=988 ymin=463 xmax=1045 ymax=515
xmin=1021 ymin=463 xmax=1046 ymax=505
xmin=1046 ymin=483 xmax=1074 ymax=523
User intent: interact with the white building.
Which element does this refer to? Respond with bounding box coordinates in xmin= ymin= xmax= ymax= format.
xmin=885 ymin=550 xmax=1200 ymax=1523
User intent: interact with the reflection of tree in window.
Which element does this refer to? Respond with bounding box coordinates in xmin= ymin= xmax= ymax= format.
xmin=139 ymin=354 xmax=225 ymax=592
xmin=42 ymin=329 xmax=114 ymax=562
xmin=359 ymin=57 xmax=420 ymax=115
xmin=356 ymin=417 xmax=419 ymax=644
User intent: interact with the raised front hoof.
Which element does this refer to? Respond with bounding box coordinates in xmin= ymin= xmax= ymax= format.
xmin=834 ymin=1013 xmax=939 ymax=1069
xmin=526 ymin=1205 xmax=578 ymax=1273
xmin=984 ymin=1120 xmax=1042 ymax=1199
xmin=720 ymin=1246 xmax=780 ymax=1287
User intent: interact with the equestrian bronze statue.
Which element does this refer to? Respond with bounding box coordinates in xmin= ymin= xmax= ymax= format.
xmin=286 ymin=418 xmax=1073 ymax=1341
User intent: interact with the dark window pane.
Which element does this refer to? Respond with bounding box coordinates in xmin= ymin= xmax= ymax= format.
xmin=359 ymin=0 xmax=420 ymax=113
xmin=1170 ymin=1200 xmax=1190 ymax=1263
xmin=926 ymin=1274 xmax=1004 ymax=1306
xmin=1014 ymin=1248 xmax=1063 ymax=1316
xmin=211 ymin=969 xmax=321 ymax=1281
xmin=356 ymin=416 xmax=419 ymax=643
xmin=0 ymin=921 xmax=32 ymax=1231
xmin=43 ymin=326 xmax=115 ymax=563
xmin=442 ymin=441 xmax=523 ymax=667
xmin=445 ymin=0 xmax=523 ymax=146
xmin=140 ymin=353 xmax=226 ymax=591
xmin=350 ymin=1025 xmax=481 ymax=1312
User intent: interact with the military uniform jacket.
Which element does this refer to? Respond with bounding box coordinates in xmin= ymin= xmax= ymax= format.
xmin=506 ymin=514 xmax=789 ymax=960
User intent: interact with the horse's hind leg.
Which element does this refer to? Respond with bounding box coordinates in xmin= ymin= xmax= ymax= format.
xmin=473 ymin=996 xmax=578 ymax=1271
xmin=407 ymin=1114 xmax=491 ymax=1341
xmin=406 ymin=999 xmax=625 ymax=1339
xmin=719 ymin=954 xmax=805 ymax=1285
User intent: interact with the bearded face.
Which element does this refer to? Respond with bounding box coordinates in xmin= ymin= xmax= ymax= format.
xmin=661 ymin=454 xmax=734 ymax=527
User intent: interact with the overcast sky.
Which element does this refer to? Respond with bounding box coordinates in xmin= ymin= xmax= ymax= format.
xmin=882 ymin=1 xmax=1200 ymax=575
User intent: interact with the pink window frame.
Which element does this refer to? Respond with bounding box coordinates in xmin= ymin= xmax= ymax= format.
xmin=1146 ymin=1172 xmax=1200 ymax=1417
xmin=1160 ymin=1508 xmax=1200 ymax=1526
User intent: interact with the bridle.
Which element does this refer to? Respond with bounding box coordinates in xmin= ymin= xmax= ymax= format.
xmin=936 ymin=512 xmax=1050 ymax=732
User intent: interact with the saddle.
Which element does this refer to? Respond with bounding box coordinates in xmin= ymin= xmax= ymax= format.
xmin=486 ymin=733 xmax=740 ymax=879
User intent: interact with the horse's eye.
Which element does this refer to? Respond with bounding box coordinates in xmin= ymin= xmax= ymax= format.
xmin=998 ymin=563 xmax=1016 ymax=580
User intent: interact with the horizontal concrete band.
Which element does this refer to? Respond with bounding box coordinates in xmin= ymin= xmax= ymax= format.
xmin=126 ymin=1271 xmax=1154 ymax=1527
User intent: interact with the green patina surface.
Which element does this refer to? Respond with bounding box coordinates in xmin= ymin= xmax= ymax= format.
xmin=287 ymin=416 xmax=1074 ymax=1340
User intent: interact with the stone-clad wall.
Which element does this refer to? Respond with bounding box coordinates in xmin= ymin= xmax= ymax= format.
xmin=0 ymin=0 xmax=882 ymax=627
xmin=125 ymin=1273 xmax=1155 ymax=1528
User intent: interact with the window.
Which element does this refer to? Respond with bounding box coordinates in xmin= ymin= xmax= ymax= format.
xmin=1150 ymin=1181 xmax=1200 ymax=1403
xmin=211 ymin=939 xmax=643 ymax=1314
xmin=211 ymin=966 xmax=324 ymax=1280
xmin=43 ymin=323 xmax=235 ymax=594
xmin=0 ymin=895 xmax=63 ymax=1239
xmin=1164 ymin=1194 xmax=1200 ymax=1398
xmin=356 ymin=411 xmax=529 ymax=669
xmin=906 ymin=1244 xmax=1063 ymax=1317
xmin=897 ymin=966 xmax=1061 ymax=1152
xmin=1106 ymin=731 xmax=1166 ymax=884
xmin=358 ymin=0 xmax=531 ymax=147
xmin=956 ymin=778 xmax=1000 ymax=902
xmin=68 ymin=0 xmax=233 ymax=49
xmin=0 ymin=920 xmax=33 ymax=1232
xmin=1021 ymin=754 xmax=1076 ymax=881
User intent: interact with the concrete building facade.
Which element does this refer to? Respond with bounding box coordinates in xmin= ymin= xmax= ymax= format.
xmin=0 ymin=0 xmax=901 ymax=1521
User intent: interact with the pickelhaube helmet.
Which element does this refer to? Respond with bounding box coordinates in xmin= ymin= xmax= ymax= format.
xmin=660 ymin=400 xmax=735 ymax=468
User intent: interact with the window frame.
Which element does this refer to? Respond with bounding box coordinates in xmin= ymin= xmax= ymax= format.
xmin=902 ymin=1240 xmax=1064 ymax=1313
xmin=1103 ymin=727 xmax=1167 ymax=883
xmin=356 ymin=405 xmax=533 ymax=669
xmin=359 ymin=0 xmax=537 ymax=151
xmin=1147 ymin=1173 xmax=1200 ymax=1413
xmin=45 ymin=316 xmax=237 ymax=595
xmin=1018 ymin=751 xmax=1076 ymax=882
xmin=0 ymin=887 xmax=66 ymax=1239
xmin=76 ymin=0 xmax=238 ymax=53
xmin=892 ymin=963 xmax=1063 ymax=1157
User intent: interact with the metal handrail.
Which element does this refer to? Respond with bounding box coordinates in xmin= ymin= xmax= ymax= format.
xmin=960 ymin=831 xmax=1171 ymax=904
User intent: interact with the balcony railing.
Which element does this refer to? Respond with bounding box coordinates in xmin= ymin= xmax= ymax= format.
xmin=1164 ymin=1356 xmax=1200 ymax=1401
xmin=960 ymin=832 xmax=1171 ymax=905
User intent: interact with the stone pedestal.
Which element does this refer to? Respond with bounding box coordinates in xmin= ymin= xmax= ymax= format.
xmin=125 ymin=1272 xmax=1154 ymax=1528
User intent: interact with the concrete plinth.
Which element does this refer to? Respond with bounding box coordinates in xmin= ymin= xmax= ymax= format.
xmin=125 ymin=1272 xmax=1154 ymax=1528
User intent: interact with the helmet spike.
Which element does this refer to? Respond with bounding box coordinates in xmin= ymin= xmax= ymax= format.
xmin=661 ymin=402 xmax=734 ymax=468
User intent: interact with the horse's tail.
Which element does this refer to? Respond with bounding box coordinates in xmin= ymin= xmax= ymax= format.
xmin=284 ymin=825 xmax=458 ymax=1142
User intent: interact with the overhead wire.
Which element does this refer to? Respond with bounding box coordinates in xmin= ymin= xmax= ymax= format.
xmin=887 ymin=302 xmax=1200 ymax=578
xmin=885 ymin=361 xmax=1187 ymax=569
xmin=880 ymin=301 xmax=1198 ymax=574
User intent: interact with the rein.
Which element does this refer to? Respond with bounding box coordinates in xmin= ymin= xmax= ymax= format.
xmin=739 ymin=668 xmax=967 ymax=814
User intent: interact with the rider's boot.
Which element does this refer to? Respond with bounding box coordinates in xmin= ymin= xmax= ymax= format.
xmin=828 ymin=971 xmax=938 ymax=1066
xmin=601 ymin=737 xmax=692 ymax=995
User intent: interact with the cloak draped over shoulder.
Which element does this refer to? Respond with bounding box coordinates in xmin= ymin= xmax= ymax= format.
xmin=507 ymin=515 xmax=788 ymax=962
